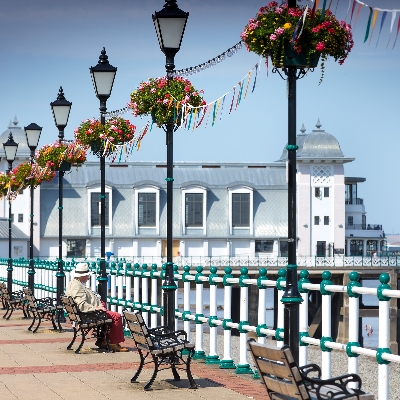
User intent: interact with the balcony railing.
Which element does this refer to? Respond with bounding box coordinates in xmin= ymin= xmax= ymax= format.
xmin=346 ymin=224 xmax=382 ymax=230
xmin=345 ymin=198 xmax=364 ymax=205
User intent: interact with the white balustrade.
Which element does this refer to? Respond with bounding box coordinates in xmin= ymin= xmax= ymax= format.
xmin=4 ymin=259 xmax=400 ymax=399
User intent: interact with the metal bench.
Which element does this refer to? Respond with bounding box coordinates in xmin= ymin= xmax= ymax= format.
xmin=22 ymin=288 xmax=62 ymax=333
xmin=123 ymin=310 xmax=197 ymax=391
xmin=248 ymin=341 xmax=375 ymax=400
xmin=61 ymin=295 xmax=112 ymax=353
xmin=0 ymin=283 xmax=28 ymax=320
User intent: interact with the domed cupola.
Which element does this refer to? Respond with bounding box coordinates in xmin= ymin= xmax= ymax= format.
xmin=277 ymin=119 xmax=353 ymax=163
xmin=0 ymin=116 xmax=31 ymax=161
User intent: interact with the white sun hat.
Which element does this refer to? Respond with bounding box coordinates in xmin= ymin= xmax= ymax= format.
xmin=71 ymin=262 xmax=91 ymax=278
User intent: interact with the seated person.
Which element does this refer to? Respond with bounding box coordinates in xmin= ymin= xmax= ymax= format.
xmin=65 ymin=262 xmax=128 ymax=352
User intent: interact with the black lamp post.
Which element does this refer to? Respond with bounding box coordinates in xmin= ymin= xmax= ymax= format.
xmin=90 ymin=48 xmax=117 ymax=304
xmin=3 ymin=133 xmax=18 ymax=295
xmin=152 ymin=0 xmax=189 ymax=331
xmin=280 ymin=0 xmax=303 ymax=363
xmin=24 ymin=123 xmax=42 ymax=293
xmin=50 ymin=86 xmax=72 ymax=317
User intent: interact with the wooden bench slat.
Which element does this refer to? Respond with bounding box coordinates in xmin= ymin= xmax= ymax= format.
xmin=255 ymin=358 xmax=291 ymax=380
xmin=262 ymin=375 xmax=304 ymax=399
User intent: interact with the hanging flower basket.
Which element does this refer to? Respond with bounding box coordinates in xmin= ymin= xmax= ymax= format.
xmin=274 ymin=43 xmax=320 ymax=68
xmin=0 ymin=173 xmax=9 ymax=198
xmin=241 ymin=2 xmax=353 ymax=80
xmin=10 ymin=162 xmax=56 ymax=192
xmin=128 ymin=76 xmax=206 ymax=127
xmin=56 ymin=160 xmax=72 ymax=172
xmin=74 ymin=117 xmax=136 ymax=156
xmin=35 ymin=140 xmax=87 ymax=171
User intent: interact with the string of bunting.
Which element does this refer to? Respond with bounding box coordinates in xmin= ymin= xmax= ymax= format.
xmin=106 ymin=121 xmax=151 ymax=163
xmin=172 ymin=60 xmax=264 ymax=131
xmin=173 ymin=41 xmax=243 ymax=77
xmin=345 ymin=0 xmax=400 ymax=47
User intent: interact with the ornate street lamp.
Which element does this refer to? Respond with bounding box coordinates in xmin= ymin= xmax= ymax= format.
xmin=24 ymin=123 xmax=42 ymax=293
xmin=152 ymin=0 xmax=189 ymax=331
xmin=50 ymin=86 xmax=72 ymax=318
xmin=90 ymin=48 xmax=117 ymax=304
xmin=3 ymin=133 xmax=18 ymax=295
xmin=280 ymin=0 xmax=303 ymax=363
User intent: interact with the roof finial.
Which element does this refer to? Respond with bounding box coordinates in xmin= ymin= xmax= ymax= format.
xmin=315 ymin=118 xmax=322 ymax=129
xmin=300 ymin=123 xmax=306 ymax=134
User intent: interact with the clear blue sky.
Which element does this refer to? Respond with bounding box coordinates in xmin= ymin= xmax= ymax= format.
xmin=1 ymin=0 xmax=399 ymax=233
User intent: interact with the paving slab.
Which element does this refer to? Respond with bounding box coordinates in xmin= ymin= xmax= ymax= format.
xmin=0 ymin=309 xmax=266 ymax=400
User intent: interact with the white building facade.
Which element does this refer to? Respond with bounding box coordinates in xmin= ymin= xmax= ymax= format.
xmin=0 ymin=118 xmax=385 ymax=260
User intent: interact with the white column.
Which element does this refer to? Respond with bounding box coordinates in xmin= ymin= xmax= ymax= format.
xmin=195 ymin=280 xmax=205 ymax=359
xmin=110 ymin=272 xmax=116 ymax=312
xmin=183 ymin=280 xmax=191 ymax=342
xmin=206 ymin=282 xmax=219 ymax=363
xmin=220 ymin=284 xmax=235 ymax=368
xmin=348 ymin=296 xmax=359 ymax=380
xmin=378 ymin=295 xmax=390 ymax=400
xmin=151 ymin=272 xmax=158 ymax=328
xmin=299 ymin=291 xmax=309 ymax=366
xmin=141 ymin=267 xmax=148 ymax=326
xmin=258 ymin=286 xmax=266 ymax=345
xmin=321 ymin=294 xmax=332 ymax=379
xmin=236 ymin=284 xmax=251 ymax=373
xmin=117 ymin=271 xmax=123 ymax=315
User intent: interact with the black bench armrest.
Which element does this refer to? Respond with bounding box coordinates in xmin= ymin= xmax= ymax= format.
xmin=302 ymin=372 xmax=364 ymax=399
xmin=299 ymin=363 xmax=322 ymax=379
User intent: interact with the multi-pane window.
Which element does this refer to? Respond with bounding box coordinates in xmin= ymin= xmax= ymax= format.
xmin=67 ymin=239 xmax=86 ymax=257
xmin=314 ymin=216 xmax=320 ymax=225
xmin=91 ymin=193 xmax=109 ymax=226
xmin=185 ymin=193 xmax=203 ymax=227
xmin=280 ymin=241 xmax=288 ymax=257
xmin=138 ymin=193 xmax=156 ymax=227
xmin=232 ymin=193 xmax=250 ymax=227
xmin=348 ymin=216 xmax=354 ymax=226
xmin=324 ymin=216 xmax=329 ymax=225
xmin=324 ymin=187 xmax=329 ymax=197
xmin=255 ymin=240 xmax=274 ymax=253
xmin=18 ymin=214 xmax=23 ymax=223
xmin=315 ymin=187 xmax=321 ymax=198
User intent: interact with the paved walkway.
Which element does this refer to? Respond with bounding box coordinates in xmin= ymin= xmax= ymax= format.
xmin=0 ymin=310 xmax=267 ymax=400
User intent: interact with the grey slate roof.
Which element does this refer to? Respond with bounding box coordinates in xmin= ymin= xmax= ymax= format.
xmin=278 ymin=119 xmax=354 ymax=162
xmin=0 ymin=218 xmax=28 ymax=240
xmin=59 ymin=161 xmax=287 ymax=189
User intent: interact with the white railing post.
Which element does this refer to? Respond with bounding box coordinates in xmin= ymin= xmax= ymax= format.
xmin=150 ymin=263 xmax=158 ymax=328
xmin=133 ymin=263 xmax=141 ymax=316
xmin=220 ymin=267 xmax=235 ymax=369
xmin=141 ymin=264 xmax=149 ymax=326
xmin=182 ymin=265 xmax=191 ymax=342
xmin=206 ymin=266 xmax=220 ymax=365
xmin=377 ymin=273 xmax=391 ymax=400
xmin=320 ymin=271 xmax=333 ymax=380
xmin=125 ymin=263 xmax=132 ymax=310
xmin=193 ymin=266 xmax=205 ymax=360
xmin=298 ymin=270 xmax=310 ymax=366
xmin=110 ymin=263 xmax=117 ymax=312
xmin=346 ymin=271 xmax=361 ymax=386
xmin=257 ymin=268 xmax=268 ymax=345
xmin=117 ymin=264 xmax=124 ymax=315
xmin=174 ymin=264 xmax=178 ymax=332
xmin=235 ymin=267 xmax=252 ymax=374
xmin=276 ymin=268 xmax=286 ymax=347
